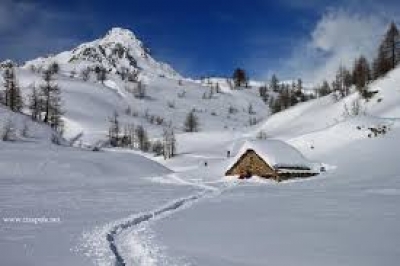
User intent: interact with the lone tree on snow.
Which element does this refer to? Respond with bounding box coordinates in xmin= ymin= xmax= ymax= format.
xmin=270 ymin=74 xmax=280 ymax=92
xmin=353 ymin=55 xmax=372 ymax=98
xmin=331 ymin=65 xmax=352 ymax=100
xmin=40 ymin=70 xmax=64 ymax=134
xmin=233 ymin=68 xmax=248 ymax=88
xmin=108 ymin=111 xmax=120 ymax=147
xmin=184 ymin=110 xmax=199 ymax=132
xmin=135 ymin=125 xmax=150 ymax=151
xmin=163 ymin=124 xmax=176 ymax=159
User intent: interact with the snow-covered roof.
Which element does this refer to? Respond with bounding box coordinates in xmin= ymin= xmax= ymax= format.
xmin=226 ymin=139 xmax=315 ymax=172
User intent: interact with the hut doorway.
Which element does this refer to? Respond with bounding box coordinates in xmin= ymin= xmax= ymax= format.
xmin=239 ymin=168 xmax=252 ymax=179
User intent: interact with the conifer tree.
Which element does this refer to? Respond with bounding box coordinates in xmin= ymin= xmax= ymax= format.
xmin=333 ymin=65 xmax=351 ymax=99
xmin=353 ymin=56 xmax=371 ymax=97
xmin=28 ymin=86 xmax=41 ymax=121
xmin=40 ymin=70 xmax=64 ymax=133
xmin=49 ymin=62 xmax=60 ymax=75
xmin=108 ymin=111 xmax=120 ymax=147
xmin=373 ymin=22 xmax=400 ymax=78
xmin=135 ymin=125 xmax=150 ymax=151
xmin=2 ymin=66 xmax=23 ymax=112
xmin=184 ymin=110 xmax=199 ymax=132
xmin=259 ymin=86 xmax=268 ymax=102
xmin=232 ymin=68 xmax=248 ymax=88
xmin=270 ymin=74 xmax=280 ymax=92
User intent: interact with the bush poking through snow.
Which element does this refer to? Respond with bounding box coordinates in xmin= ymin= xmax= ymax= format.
xmin=177 ymin=91 xmax=186 ymax=98
xmin=167 ymin=101 xmax=175 ymax=109
xmin=249 ymin=117 xmax=258 ymax=126
xmin=256 ymin=131 xmax=268 ymax=140
xmin=248 ymin=103 xmax=256 ymax=115
xmin=228 ymin=105 xmax=238 ymax=115
xmin=343 ymin=99 xmax=364 ymax=118
xmin=81 ymin=68 xmax=91 ymax=81
xmin=367 ymin=125 xmax=390 ymax=138
xmin=152 ymin=140 xmax=164 ymax=156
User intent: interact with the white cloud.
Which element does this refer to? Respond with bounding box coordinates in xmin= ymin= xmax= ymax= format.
xmin=281 ymin=8 xmax=394 ymax=84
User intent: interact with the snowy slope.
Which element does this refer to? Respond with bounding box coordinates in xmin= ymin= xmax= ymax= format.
xmin=0 ymin=141 xmax=195 ymax=266
xmin=123 ymin=67 xmax=400 ymax=266
xmin=255 ymin=67 xmax=400 ymax=140
xmin=195 ymin=77 xmax=266 ymax=93
xmin=0 ymin=104 xmax=57 ymax=142
xmin=13 ymin=68 xmax=267 ymax=144
xmin=153 ymin=126 xmax=400 ymax=266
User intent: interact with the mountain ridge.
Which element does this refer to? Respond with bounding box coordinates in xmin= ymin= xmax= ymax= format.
xmin=23 ymin=27 xmax=181 ymax=80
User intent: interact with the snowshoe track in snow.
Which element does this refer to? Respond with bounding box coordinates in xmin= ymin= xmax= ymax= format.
xmin=106 ymin=191 xmax=211 ymax=266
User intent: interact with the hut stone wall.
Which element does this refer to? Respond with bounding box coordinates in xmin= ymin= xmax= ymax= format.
xmin=226 ymin=150 xmax=277 ymax=179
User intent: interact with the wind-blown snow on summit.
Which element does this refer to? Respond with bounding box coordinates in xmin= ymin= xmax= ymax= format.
xmin=24 ymin=28 xmax=181 ymax=79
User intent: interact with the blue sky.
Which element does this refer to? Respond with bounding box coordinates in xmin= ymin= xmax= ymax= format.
xmin=0 ymin=0 xmax=399 ymax=81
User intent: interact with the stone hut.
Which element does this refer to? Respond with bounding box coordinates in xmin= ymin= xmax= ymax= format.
xmin=225 ymin=140 xmax=319 ymax=181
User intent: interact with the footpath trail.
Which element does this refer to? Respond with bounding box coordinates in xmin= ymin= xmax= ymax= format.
xmin=103 ymin=173 xmax=232 ymax=266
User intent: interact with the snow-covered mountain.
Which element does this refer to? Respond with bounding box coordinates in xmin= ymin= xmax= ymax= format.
xmin=24 ymin=28 xmax=181 ymax=79
xmin=0 ymin=28 xmax=266 ymax=144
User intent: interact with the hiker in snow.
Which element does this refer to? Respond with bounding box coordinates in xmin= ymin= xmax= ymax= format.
xmin=227 ymin=150 xmax=231 ymax=158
